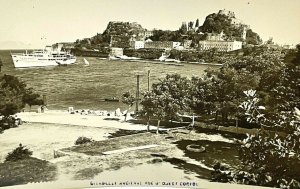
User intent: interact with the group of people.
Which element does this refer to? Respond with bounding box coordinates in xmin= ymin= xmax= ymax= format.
xmin=67 ymin=107 xmax=128 ymax=117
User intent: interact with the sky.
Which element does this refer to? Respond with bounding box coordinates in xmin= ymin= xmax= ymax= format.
xmin=0 ymin=0 xmax=299 ymax=49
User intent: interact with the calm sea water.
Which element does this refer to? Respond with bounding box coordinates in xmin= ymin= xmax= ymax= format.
xmin=0 ymin=50 xmax=219 ymax=111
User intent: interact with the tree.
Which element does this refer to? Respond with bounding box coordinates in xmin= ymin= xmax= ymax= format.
xmin=0 ymin=75 xmax=42 ymax=117
xmin=140 ymin=91 xmax=156 ymax=131
xmin=188 ymin=21 xmax=194 ymax=31
xmin=140 ymin=74 xmax=192 ymax=134
xmin=195 ymin=19 xmax=200 ymax=28
xmin=179 ymin=22 xmax=188 ymax=34
xmin=121 ymin=91 xmax=136 ymax=121
xmin=152 ymin=74 xmax=191 ymax=121
xmin=237 ymin=90 xmax=300 ymax=188
xmin=204 ymin=67 xmax=260 ymax=125
xmin=139 ymin=90 xmax=166 ymax=134
xmin=22 ymin=88 xmax=44 ymax=110
xmin=0 ymin=75 xmax=26 ymax=117
xmin=189 ymin=76 xmax=216 ymax=115
xmin=220 ymin=47 xmax=290 ymax=121
xmin=0 ymin=87 xmax=23 ymax=117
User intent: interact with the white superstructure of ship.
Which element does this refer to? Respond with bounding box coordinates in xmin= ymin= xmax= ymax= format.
xmin=11 ymin=44 xmax=76 ymax=68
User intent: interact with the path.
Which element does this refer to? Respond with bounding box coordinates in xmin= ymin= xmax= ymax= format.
xmin=102 ymin=144 xmax=159 ymax=155
xmin=16 ymin=110 xmax=169 ymax=131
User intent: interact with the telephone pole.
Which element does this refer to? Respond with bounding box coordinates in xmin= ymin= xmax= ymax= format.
xmin=136 ymin=74 xmax=142 ymax=113
xmin=147 ymin=70 xmax=150 ymax=91
xmin=43 ymin=95 xmax=47 ymax=106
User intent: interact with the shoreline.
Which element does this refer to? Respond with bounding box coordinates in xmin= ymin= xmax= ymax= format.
xmin=16 ymin=110 xmax=168 ymax=131
xmin=97 ymin=57 xmax=223 ymax=66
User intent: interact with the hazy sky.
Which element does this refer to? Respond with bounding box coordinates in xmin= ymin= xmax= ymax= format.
xmin=0 ymin=0 xmax=299 ymax=49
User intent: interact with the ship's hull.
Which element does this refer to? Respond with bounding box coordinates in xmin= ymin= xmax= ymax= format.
xmin=11 ymin=55 xmax=76 ymax=68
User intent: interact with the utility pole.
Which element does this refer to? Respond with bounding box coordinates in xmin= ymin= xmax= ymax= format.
xmin=147 ymin=70 xmax=150 ymax=91
xmin=0 ymin=58 xmax=3 ymax=73
xmin=43 ymin=95 xmax=47 ymax=106
xmin=136 ymin=74 xmax=141 ymax=113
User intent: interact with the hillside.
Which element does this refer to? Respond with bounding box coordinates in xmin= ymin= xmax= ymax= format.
xmin=102 ymin=21 xmax=145 ymax=37
xmin=198 ymin=10 xmax=262 ymax=45
xmin=73 ymin=10 xmax=263 ymax=50
xmin=75 ymin=21 xmax=146 ymax=48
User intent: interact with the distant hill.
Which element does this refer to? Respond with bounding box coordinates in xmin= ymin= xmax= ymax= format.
xmin=198 ymin=9 xmax=262 ymax=45
xmin=0 ymin=41 xmax=33 ymax=50
xmin=102 ymin=21 xmax=145 ymax=37
xmin=74 ymin=10 xmax=263 ymax=49
xmin=75 ymin=21 xmax=146 ymax=48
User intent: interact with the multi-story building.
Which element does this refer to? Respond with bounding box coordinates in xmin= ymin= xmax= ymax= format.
xmin=130 ymin=41 xmax=145 ymax=49
xmin=199 ymin=40 xmax=242 ymax=52
xmin=144 ymin=30 xmax=153 ymax=38
xmin=144 ymin=41 xmax=181 ymax=50
xmin=198 ymin=29 xmax=244 ymax=52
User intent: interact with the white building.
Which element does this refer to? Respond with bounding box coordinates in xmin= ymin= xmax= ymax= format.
xmin=172 ymin=42 xmax=181 ymax=49
xmin=130 ymin=41 xmax=145 ymax=49
xmin=110 ymin=47 xmax=123 ymax=57
xmin=144 ymin=41 xmax=181 ymax=50
xmin=199 ymin=40 xmax=242 ymax=52
xmin=144 ymin=30 xmax=153 ymax=38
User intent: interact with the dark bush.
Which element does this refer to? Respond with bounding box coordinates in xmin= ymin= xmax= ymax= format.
xmin=75 ymin=136 xmax=94 ymax=145
xmin=5 ymin=144 xmax=32 ymax=162
xmin=0 ymin=116 xmax=19 ymax=131
xmin=211 ymin=162 xmax=233 ymax=183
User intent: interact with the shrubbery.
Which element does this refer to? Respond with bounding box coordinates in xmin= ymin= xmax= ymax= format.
xmin=5 ymin=144 xmax=32 ymax=162
xmin=0 ymin=116 xmax=20 ymax=131
xmin=75 ymin=136 xmax=94 ymax=145
xmin=211 ymin=89 xmax=300 ymax=188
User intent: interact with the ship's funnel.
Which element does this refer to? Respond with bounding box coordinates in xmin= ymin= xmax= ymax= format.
xmin=45 ymin=46 xmax=52 ymax=52
xmin=57 ymin=43 xmax=63 ymax=52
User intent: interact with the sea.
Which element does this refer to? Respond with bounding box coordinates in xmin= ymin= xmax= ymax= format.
xmin=0 ymin=50 xmax=219 ymax=111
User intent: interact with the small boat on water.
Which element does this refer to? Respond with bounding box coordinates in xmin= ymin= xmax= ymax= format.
xmin=116 ymin=55 xmax=140 ymax=60
xmin=108 ymin=56 xmax=120 ymax=60
xmin=186 ymin=144 xmax=206 ymax=153
xmin=158 ymin=52 xmax=181 ymax=63
xmin=83 ymin=58 xmax=89 ymax=66
xmin=165 ymin=58 xmax=181 ymax=63
xmin=104 ymin=97 xmax=119 ymax=102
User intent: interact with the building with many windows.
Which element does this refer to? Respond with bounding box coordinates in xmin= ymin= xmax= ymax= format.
xmin=198 ymin=30 xmax=244 ymax=52
xmin=199 ymin=40 xmax=242 ymax=52
xmin=130 ymin=41 xmax=145 ymax=49
xmin=144 ymin=41 xmax=181 ymax=50
xmin=144 ymin=30 xmax=154 ymax=38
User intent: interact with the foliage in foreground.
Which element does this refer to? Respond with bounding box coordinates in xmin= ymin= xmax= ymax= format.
xmin=75 ymin=136 xmax=94 ymax=145
xmin=0 ymin=75 xmax=43 ymax=132
xmin=5 ymin=144 xmax=33 ymax=162
xmin=211 ymin=161 xmax=300 ymax=188
xmin=0 ymin=75 xmax=42 ymax=116
xmin=1 ymin=144 xmax=57 ymax=186
xmin=0 ymin=157 xmax=57 ymax=187
xmin=211 ymin=90 xmax=300 ymax=188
